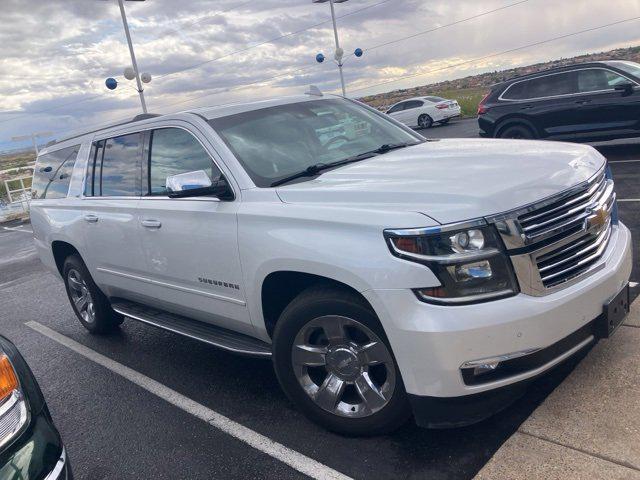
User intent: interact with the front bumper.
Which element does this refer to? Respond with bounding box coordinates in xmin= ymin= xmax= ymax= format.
xmin=0 ymin=411 xmax=71 ymax=480
xmin=364 ymin=222 xmax=632 ymax=424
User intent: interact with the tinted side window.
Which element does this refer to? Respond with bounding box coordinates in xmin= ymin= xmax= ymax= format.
xmin=578 ymin=69 xmax=629 ymax=93
xmin=404 ymin=100 xmax=423 ymax=109
xmin=502 ymin=81 xmax=528 ymax=100
xmin=32 ymin=145 xmax=80 ymax=200
xmin=387 ymin=103 xmax=405 ymax=113
xmin=526 ymin=72 xmax=577 ymax=99
xmin=147 ymin=128 xmax=220 ymax=195
xmin=99 ymin=133 xmax=142 ymax=196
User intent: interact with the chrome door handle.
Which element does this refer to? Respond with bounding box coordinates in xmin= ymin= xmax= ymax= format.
xmin=84 ymin=214 xmax=99 ymax=223
xmin=141 ymin=219 xmax=162 ymax=229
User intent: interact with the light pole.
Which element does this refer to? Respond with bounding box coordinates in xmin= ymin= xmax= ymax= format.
xmin=116 ymin=0 xmax=147 ymax=113
xmin=10 ymin=132 xmax=53 ymax=156
xmin=313 ymin=0 xmax=362 ymax=96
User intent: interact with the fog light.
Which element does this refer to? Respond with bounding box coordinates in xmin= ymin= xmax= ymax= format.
xmin=472 ymin=361 xmax=500 ymax=376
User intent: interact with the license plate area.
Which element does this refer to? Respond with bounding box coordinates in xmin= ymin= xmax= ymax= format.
xmin=598 ymin=284 xmax=630 ymax=338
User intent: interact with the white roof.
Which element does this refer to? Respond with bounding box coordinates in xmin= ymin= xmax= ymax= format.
xmin=189 ymin=94 xmax=340 ymax=120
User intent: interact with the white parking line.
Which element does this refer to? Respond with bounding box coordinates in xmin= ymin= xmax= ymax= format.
xmin=618 ymin=199 xmax=640 ymax=202
xmin=608 ymin=159 xmax=640 ymax=164
xmin=2 ymin=226 xmax=33 ymax=234
xmin=25 ymin=321 xmax=352 ymax=480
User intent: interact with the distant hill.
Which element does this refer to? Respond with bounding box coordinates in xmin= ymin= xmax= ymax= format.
xmin=359 ymin=44 xmax=640 ymax=115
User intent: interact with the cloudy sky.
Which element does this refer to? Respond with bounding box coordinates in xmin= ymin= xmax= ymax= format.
xmin=1 ymin=0 xmax=639 ymax=152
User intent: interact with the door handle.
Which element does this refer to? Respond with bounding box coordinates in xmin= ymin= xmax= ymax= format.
xmin=575 ymin=99 xmax=591 ymax=105
xmin=84 ymin=214 xmax=99 ymax=223
xmin=141 ymin=219 xmax=162 ymax=229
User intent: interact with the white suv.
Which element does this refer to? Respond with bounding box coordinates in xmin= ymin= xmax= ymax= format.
xmin=30 ymin=93 xmax=631 ymax=435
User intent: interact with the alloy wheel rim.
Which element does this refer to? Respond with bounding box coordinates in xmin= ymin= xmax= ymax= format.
xmin=68 ymin=269 xmax=96 ymax=324
xmin=419 ymin=116 xmax=431 ymax=128
xmin=292 ymin=315 xmax=396 ymax=418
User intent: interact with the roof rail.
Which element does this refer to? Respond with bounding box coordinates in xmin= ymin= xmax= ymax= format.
xmin=131 ymin=113 xmax=161 ymax=122
xmin=45 ymin=113 xmax=162 ymax=149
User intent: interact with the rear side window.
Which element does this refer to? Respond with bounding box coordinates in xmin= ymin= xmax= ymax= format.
xmin=98 ymin=133 xmax=142 ymax=197
xmin=31 ymin=144 xmax=80 ymax=200
xmin=501 ymin=81 xmax=528 ymax=100
xmin=147 ymin=128 xmax=220 ymax=195
xmin=404 ymin=100 xmax=423 ymax=109
xmin=526 ymin=72 xmax=577 ymax=99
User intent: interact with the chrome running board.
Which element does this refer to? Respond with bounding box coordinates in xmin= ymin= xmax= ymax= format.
xmin=111 ymin=299 xmax=272 ymax=358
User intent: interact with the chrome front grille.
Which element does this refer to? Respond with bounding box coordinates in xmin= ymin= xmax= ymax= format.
xmin=535 ymin=218 xmax=612 ymax=288
xmin=518 ymin=170 xmax=609 ymax=243
xmin=490 ymin=167 xmax=616 ymax=296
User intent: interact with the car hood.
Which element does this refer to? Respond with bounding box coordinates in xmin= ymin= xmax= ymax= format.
xmin=275 ymin=139 xmax=605 ymax=225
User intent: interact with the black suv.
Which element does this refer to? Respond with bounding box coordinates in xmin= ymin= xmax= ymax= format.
xmin=478 ymin=60 xmax=640 ymax=142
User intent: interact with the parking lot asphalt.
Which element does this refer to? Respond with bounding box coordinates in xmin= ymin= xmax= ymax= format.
xmin=0 ymin=124 xmax=638 ymax=480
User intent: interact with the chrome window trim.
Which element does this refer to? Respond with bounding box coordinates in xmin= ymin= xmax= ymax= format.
xmin=81 ymin=123 xmax=235 ymax=201
xmin=498 ymin=67 xmax=640 ymax=102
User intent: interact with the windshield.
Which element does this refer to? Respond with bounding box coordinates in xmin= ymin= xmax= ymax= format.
xmin=424 ymin=96 xmax=446 ymax=102
xmin=208 ymin=98 xmax=420 ymax=187
xmin=608 ymin=61 xmax=640 ymax=80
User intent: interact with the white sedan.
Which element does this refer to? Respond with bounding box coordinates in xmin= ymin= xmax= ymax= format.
xmin=385 ymin=96 xmax=461 ymax=129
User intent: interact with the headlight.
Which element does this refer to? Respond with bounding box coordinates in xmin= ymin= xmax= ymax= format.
xmin=0 ymin=352 xmax=29 ymax=449
xmin=385 ymin=220 xmax=519 ymax=305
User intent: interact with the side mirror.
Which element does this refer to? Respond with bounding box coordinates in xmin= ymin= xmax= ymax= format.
xmin=166 ymin=170 xmax=234 ymax=200
xmin=614 ymin=83 xmax=635 ymax=96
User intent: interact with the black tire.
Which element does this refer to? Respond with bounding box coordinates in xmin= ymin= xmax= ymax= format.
xmin=417 ymin=114 xmax=433 ymax=129
xmin=272 ymin=285 xmax=411 ymax=436
xmin=62 ymin=254 xmax=124 ymax=334
xmin=497 ymin=123 xmax=536 ymax=139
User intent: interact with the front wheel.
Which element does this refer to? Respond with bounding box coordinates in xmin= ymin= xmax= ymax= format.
xmin=63 ymin=255 xmax=124 ymax=334
xmin=272 ymin=286 xmax=411 ymax=436
xmin=418 ymin=114 xmax=433 ymax=129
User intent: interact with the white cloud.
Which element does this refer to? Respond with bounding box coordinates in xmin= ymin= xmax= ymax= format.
xmin=1 ymin=0 xmax=639 ymax=150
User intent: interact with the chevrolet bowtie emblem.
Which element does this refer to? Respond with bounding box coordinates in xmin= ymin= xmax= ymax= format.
xmin=586 ymin=205 xmax=608 ymax=231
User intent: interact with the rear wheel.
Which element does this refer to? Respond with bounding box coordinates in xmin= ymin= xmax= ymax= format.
xmin=497 ymin=123 xmax=535 ymax=139
xmin=272 ymin=286 xmax=411 ymax=436
xmin=418 ymin=114 xmax=433 ymax=129
xmin=63 ymin=255 xmax=124 ymax=334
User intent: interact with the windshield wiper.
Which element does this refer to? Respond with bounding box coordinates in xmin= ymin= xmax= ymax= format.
xmin=270 ymin=142 xmax=419 ymax=187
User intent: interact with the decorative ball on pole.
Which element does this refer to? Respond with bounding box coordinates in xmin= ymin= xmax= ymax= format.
xmin=140 ymin=72 xmax=152 ymax=84
xmin=105 ymin=77 xmax=118 ymax=90
xmin=316 ymin=53 xmax=325 ymax=64
xmin=123 ymin=66 xmax=136 ymax=80
xmin=354 ymin=47 xmax=363 ymax=57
